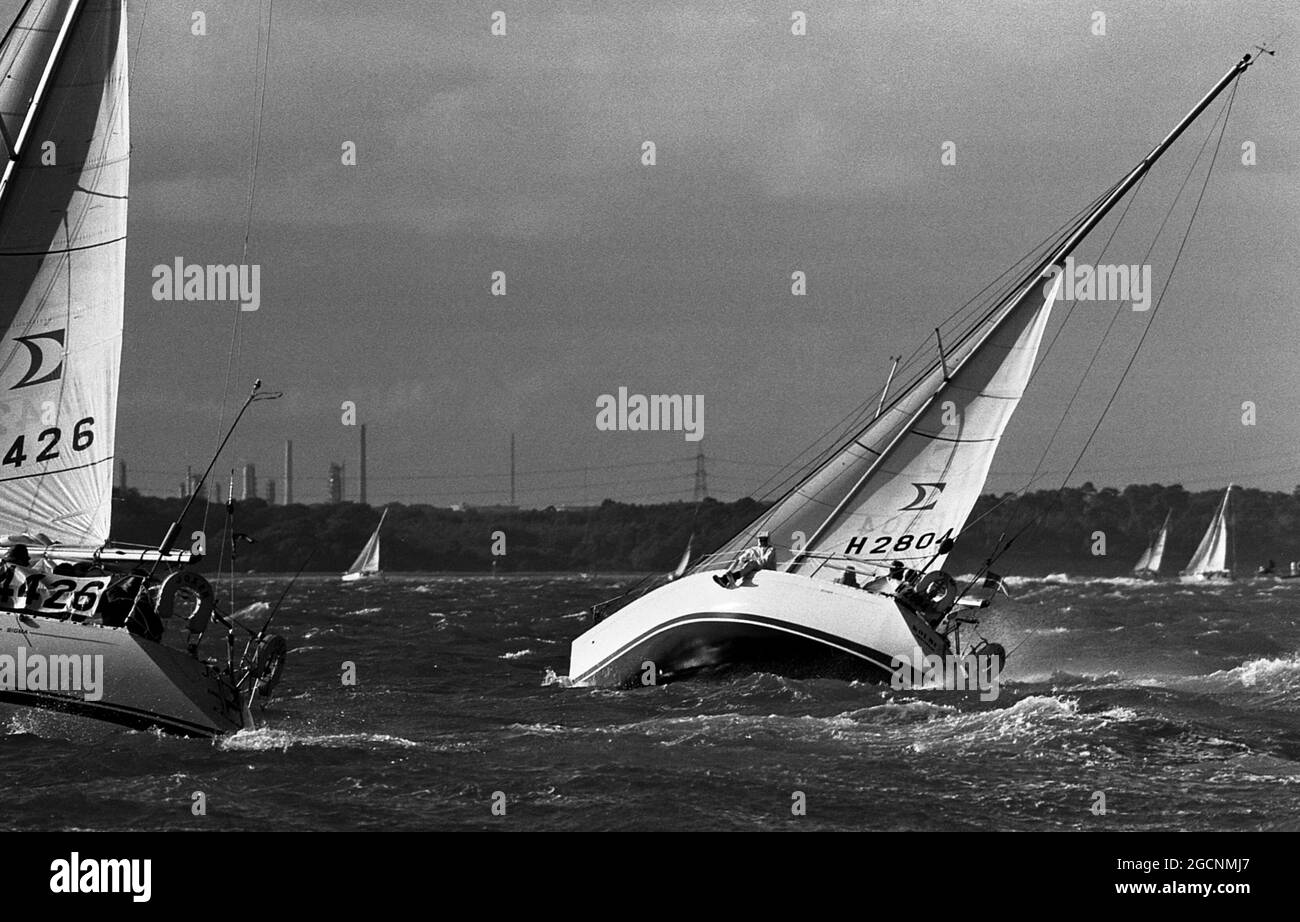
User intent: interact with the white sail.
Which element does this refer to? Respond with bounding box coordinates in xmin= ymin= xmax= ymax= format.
xmin=0 ymin=0 xmax=127 ymax=546
xmin=1181 ymin=486 xmax=1232 ymax=577
xmin=1134 ymin=511 xmax=1170 ymax=574
xmin=703 ymin=270 xmax=1063 ymax=578
xmin=668 ymin=534 xmax=692 ymax=580
xmin=345 ymin=508 xmax=386 ymax=576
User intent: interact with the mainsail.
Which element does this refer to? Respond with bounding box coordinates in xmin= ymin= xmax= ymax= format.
xmin=0 ymin=0 xmax=127 ymax=546
xmin=1181 ymin=486 xmax=1233 ymax=577
xmin=1134 ymin=510 xmax=1170 ymax=575
xmin=345 ymin=508 xmax=386 ymax=577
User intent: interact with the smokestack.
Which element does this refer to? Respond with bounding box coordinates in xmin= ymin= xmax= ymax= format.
xmin=115 ymin=458 xmax=127 ymax=491
xmin=284 ymin=439 xmax=294 ymax=505
xmin=360 ymin=423 xmax=367 ymax=505
xmin=266 ymin=478 xmax=276 ymax=504
xmin=510 ymin=432 xmax=515 ymax=506
xmin=242 ymin=462 xmax=258 ymax=500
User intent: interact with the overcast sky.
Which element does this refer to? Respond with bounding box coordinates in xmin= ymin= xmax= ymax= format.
xmin=6 ymin=0 xmax=1296 ymax=506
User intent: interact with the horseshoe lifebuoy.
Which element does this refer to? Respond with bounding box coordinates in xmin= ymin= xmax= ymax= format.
xmin=156 ymin=570 xmax=215 ymax=635
xmin=915 ymin=570 xmax=958 ymax=613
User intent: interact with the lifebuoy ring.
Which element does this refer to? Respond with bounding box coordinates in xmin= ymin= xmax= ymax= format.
xmin=972 ymin=641 xmax=1007 ymax=684
xmin=915 ymin=570 xmax=957 ymax=613
xmin=156 ymin=570 xmax=215 ymax=635
xmin=251 ymin=634 xmax=287 ymax=697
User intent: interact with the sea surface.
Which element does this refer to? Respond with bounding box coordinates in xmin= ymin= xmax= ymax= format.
xmin=3 ymin=572 xmax=1298 ymax=831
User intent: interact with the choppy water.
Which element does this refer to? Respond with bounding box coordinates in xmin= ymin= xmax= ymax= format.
xmin=3 ymin=573 xmax=1298 ymax=831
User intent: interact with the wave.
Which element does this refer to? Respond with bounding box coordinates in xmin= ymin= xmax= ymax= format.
xmin=219 ymin=728 xmax=419 ymax=752
xmin=232 ymin=601 xmax=272 ymax=620
xmin=1204 ymin=652 xmax=1300 ymax=690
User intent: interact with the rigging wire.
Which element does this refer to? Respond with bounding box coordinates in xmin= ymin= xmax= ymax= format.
xmin=990 ymin=78 xmax=1242 ymax=565
xmin=205 ymin=0 xmax=274 ymax=537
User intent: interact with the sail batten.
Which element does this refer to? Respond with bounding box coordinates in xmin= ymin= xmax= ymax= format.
xmin=0 ymin=0 xmax=126 ymax=546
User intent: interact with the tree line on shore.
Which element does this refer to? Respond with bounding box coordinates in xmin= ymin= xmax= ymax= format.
xmin=106 ymin=482 xmax=1299 ymax=576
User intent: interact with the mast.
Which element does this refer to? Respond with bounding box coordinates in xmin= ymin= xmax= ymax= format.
xmin=788 ymin=54 xmax=1256 ymax=572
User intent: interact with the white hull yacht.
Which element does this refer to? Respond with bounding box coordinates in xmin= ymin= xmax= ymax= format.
xmin=569 ymin=52 xmax=1262 ymax=688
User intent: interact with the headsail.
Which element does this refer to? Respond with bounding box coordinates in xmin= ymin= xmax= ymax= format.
xmin=1134 ymin=510 xmax=1170 ymax=574
xmin=1181 ymin=486 xmax=1232 ymax=577
xmin=345 ymin=508 xmax=386 ymax=576
xmin=701 ymin=270 xmax=1063 ymax=578
xmin=0 ymin=0 xmax=128 ymax=546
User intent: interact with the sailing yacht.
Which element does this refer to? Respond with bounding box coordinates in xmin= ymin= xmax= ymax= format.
xmin=570 ymin=53 xmax=1262 ymax=687
xmin=342 ymin=508 xmax=387 ymax=582
xmin=0 ymin=0 xmax=285 ymax=736
xmin=1180 ymin=485 xmax=1234 ymax=582
xmin=1133 ymin=511 xmax=1171 ymax=579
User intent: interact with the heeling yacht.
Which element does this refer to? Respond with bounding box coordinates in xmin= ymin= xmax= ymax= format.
xmin=0 ymin=0 xmax=285 ymax=736
xmin=1133 ymin=511 xmax=1171 ymax=579
xmin=1180 ymin=485 xmax=1234 ymax=582
xmin=569 ymin=53 xmax=1261 ymax=688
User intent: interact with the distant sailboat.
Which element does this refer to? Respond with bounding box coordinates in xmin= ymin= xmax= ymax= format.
xmin=1133 ymin=511 xmax=1171 ymax=578
xmin=1180 ymin=486 xmax=1234 ymax=581
xmin=343 ymin=507 xmax=387 ymax=582
xmin=667 ymin=535 xmax=693 ymax=581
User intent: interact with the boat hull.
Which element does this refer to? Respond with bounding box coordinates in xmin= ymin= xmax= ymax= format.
xmin=569 ymin=571 xmax=946 ymax=687
xmin=341 ymin=571 xmax=382 ymax=582
xmin=0 ymin=612 xmax=244 ymax=737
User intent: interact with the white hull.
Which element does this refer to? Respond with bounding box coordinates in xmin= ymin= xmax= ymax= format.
xmin=0 ymin=612 xmax=244 ymax=737
xmin=341 ymin=571 xmax=381 ymax=583
xmin=569 ymin=571 xmax=947 ymax=687
xmin=1179 ymin=573 xmax=1233 ymax=583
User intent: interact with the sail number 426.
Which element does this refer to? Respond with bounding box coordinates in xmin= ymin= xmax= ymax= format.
xmin=3 ymin=417 xmax=95 ymax=467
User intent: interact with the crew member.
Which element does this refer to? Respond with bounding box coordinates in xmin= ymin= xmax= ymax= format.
xmin=840 ymin=566 xmax=860 ymax=588
xmin=713 ymin=532 xmax=776 ymax=588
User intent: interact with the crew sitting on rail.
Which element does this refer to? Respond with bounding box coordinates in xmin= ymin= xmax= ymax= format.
xmin=0 ymin=543 xmax=47 ymax=611
xmin=713 ymin=532 xmax=776 ymax=588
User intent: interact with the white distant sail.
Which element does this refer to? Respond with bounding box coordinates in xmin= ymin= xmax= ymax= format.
xmin=1134 ymin=510 xmax=1170 ymax=575
xmin=1181 ymin=486 xmax=1233 ymax=578
xmin=344 ymin=508 xmax=386 ymax=579
xmin=668 ymin=534 xmax=692 ymax=580
xmin=0 ymin=0 xmax=128 ymax=546
xmin=703 ymin=271 xmax=1063 ymax=578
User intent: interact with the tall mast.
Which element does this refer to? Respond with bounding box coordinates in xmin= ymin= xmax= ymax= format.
xmin=786 ymin=54 xmax=1255 ymax=571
